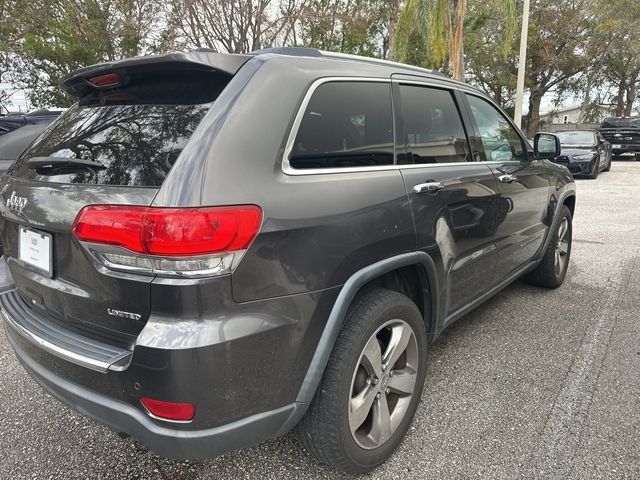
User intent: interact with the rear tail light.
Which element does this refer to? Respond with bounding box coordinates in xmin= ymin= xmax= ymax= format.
xmin=140 ymin=397 xmax=195 ymax=422
xmin=72 ymin=205 xmax=262 ymax=278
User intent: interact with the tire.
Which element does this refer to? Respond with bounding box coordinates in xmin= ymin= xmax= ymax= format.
xmin=586 ymin=156 xmax=599 ymax=179
xmin=525 ymin=205 xmax=572 ymax=288
xmin=295 ymin=288 xmax=428 ymax=473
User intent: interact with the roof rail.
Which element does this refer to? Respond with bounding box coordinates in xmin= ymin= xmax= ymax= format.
xmin=250 ymin=47 xmax=323 ymax=57
xmin=319 ymin=50 xmax=444 ymax=77
xmin=250 ymin=47 xmax=447 ymax=79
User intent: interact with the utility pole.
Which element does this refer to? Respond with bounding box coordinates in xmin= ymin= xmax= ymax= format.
xmin=513 ymin=0 xmax=531 ymax=129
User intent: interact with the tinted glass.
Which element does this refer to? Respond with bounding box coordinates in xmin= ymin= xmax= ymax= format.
xmin=556 ymin=131 xmax=596 ymax=146
xmin=290 ymin=82 xmax=393 ymax=169
xmin=466 ymin=94 xmax=526 ymax=162
xmin=10 ymin=102 xmax=211 ymax=187
xmin=398 ymin=85 xmax=469 ymax=164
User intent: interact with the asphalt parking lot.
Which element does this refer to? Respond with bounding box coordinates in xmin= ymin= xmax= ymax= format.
xmin=1 ymin=158 xmax=639 ymax=480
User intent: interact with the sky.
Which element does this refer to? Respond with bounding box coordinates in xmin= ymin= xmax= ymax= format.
xmin=4 ymin=91 xmax=28 ymax=112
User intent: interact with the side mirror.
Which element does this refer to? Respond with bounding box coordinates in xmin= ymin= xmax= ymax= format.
xmin=534 ymin=132 xmax=561 ymax=160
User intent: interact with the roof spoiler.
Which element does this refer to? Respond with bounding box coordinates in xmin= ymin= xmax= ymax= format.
xmin=61 ymin=51 xmax=251 ymax=98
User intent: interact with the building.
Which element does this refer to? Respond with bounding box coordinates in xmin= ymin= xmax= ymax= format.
xmin=540 ymin=104 xmax=612 ymax=126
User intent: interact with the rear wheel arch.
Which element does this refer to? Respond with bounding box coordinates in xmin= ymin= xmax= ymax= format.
xmin=563 ymin=194 xmax=576 ymax=218
xmin=537 ymin=189 xmax=575 ymax=263
xmin=295 ymin=252 xmax=439 ymax=405
xmin=353 ymin=264 xmax=433 ymax=334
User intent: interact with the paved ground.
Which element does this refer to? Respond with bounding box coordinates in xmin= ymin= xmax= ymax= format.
xmin=1 ymin=159 xmax=639 ymax=480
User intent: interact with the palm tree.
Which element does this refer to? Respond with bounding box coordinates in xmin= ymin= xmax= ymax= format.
xmin=394 ymin=0 xmax=517 ymax=81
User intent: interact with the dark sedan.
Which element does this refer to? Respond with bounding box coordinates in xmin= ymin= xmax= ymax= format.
xmin=553 ymin=130 xmax=611 ymax=179
xmin=0 ymin=123 xmax=50 ymax=173
xmin=0 ymin=108 xmax=63 ymax=136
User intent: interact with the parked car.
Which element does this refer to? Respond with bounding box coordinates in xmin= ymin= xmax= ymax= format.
xmin=0 ymin=108 xmax=63 ymax=136
xmin=598 ymin=116 xmax=640 ymax=159
xmin=553 ymin=130 xmax=612 ymax=179
xmin=0 ymin=123 xmax=50 ymax=173
xmin=0 ymin=49 xmax=575 ymax=474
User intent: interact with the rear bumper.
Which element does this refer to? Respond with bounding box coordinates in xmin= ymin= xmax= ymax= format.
xmin=5 ymin=324 xmax=305 ymax=459
xmin=0 ymin=256 xmax=339 ymax=458
xmin=0 ymin=289 xmax=132 ymax=372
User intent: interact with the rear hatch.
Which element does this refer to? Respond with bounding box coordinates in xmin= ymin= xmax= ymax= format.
xmin=0 ymin=53 xmax=248 ymax=343
xmin=599 ymin=117 xmax=640 ymax=147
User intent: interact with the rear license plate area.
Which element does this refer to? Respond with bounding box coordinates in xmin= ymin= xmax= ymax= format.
xmin=18 ymin=226 xmax=53 ymax=277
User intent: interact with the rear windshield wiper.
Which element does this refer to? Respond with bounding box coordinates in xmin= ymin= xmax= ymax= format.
xmin=26 ymin=156 xmax=106 ymax=173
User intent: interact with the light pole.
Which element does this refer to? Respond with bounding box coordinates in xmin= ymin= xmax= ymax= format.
xmin=513 ymin=0 xmax=530 ymax=130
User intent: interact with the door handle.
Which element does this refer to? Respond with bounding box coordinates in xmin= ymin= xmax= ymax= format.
xmin=498 ymin=174 xmax=518 ymax=184
xmin=413 ymin=182 xmax=444 ymax=194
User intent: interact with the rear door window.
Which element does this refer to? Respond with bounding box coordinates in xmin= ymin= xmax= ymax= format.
xmin=289 ymin=81 xmax=394 ymax=169
xmin=397 ymin=84 xmax=470 ymax=164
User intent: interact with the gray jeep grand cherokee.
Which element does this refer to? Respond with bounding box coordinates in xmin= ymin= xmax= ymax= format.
xmin=0 ymin=48 xmax=575 ymax=473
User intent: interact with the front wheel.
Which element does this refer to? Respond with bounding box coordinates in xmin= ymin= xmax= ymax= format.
xmin=603 ymin=152 xmax=611 ymax=172
xmin=295 ymin=288 xmax=427 ymax=473
xmin=525 ymin=205 xmax=572 ymax=288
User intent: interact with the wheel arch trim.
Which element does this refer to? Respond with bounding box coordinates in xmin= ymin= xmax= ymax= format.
xmin=295 ymin=251 xmax=439 ymax=404
xmin=537 ymin=188 xmax=576 ymax=262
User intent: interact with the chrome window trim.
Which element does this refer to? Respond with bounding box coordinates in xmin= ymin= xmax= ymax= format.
xmin=393 ymin=78 xmax=483 ymax=97
xmin=282 ymin=77 xmax=394 ymax=176
xmin=281 ymin=76 xmax=479 ymax=176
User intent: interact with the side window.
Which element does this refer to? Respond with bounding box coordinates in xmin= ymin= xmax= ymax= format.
xmin=289 ymin=82 xmax=393 ymax=169
xmin=466 ymin=94 xmax=526 ymax=162
xmin=398 ymin=85 xmax=470 ymax=164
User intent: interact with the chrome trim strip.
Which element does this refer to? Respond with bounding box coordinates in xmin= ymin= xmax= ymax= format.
xmin=1 ymin=301 xmax=131 ymax=373
xmin=281 ymin=76 xmax=484 ymax=176
xmin=140 ymin=404 xmax=194 ymax=425
xmin=81 ymin=242 xmax=245 ymax=279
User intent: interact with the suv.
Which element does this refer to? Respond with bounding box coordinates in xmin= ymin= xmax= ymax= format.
xmin=598 ymin=116 xmax=640 ymax=159
xmin=0 ymin=49 xmax=575 ymax=473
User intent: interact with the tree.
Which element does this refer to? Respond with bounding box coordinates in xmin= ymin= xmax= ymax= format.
xmin=464 ymin=1 xmax=519 ymax=109
xmin=298 ymin=0 xmax=389 ymax=57
xmin=0 ymin=0 xmax=20 ymax=111
xmin=162 ymin=0 xmax=304 ymax=53
xmin=7 ymin=0 xmax=164 ymax=107
xmin=393 ymin=0 xmax=516 ymax=80
xmin=592 ymin=0 xmax=640 ymax=116
xmin=523 ymin=0 xmax=593 ymax=137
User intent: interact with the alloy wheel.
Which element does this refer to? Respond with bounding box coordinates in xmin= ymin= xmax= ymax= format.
xmin=348 ymin=319 xmax=419 ymax=450
xmin=555 ymin=217 xmax=570 ymax=276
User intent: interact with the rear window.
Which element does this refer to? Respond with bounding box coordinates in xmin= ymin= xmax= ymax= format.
xmin=600 ymin=117 xmax=640 ymax=129
xmin=9 ymin=71 xmax=225 ymax=187
xmin=289 ymin=81 xmax=394 ymax=170
xmin=556 ymin=131 xmax=596 ymax=146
